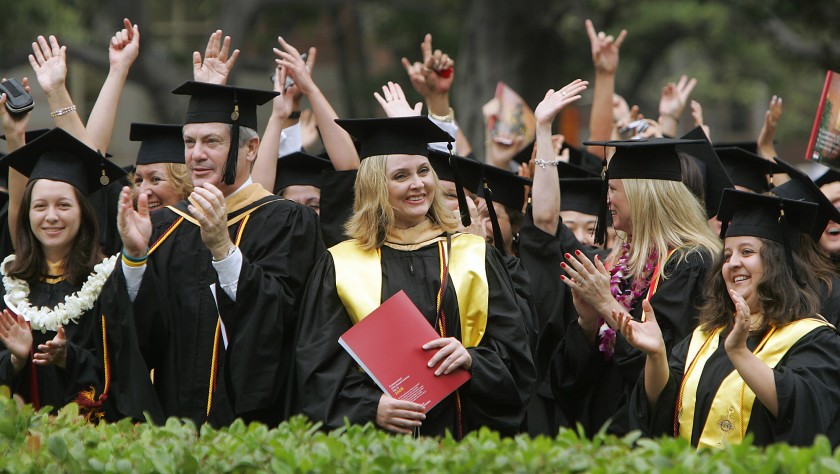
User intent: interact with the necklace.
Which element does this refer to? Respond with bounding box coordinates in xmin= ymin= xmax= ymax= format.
xmin=597 ymin=243 xmax=658 ymax=360
xmin=1 ymin=254 xmax=118 ymax=332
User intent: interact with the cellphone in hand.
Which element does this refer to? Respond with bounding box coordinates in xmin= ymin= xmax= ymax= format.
xmin=618 ymin=119 xmax=649 ymax=140
xmin=270 ymin=53 xmax=309 ymax=91
xmin=0 ymin=78 xmax=34 ymax=115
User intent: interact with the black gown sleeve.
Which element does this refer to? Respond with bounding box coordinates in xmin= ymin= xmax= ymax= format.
xmin=294 ymin=252 xmax=382 ymax=429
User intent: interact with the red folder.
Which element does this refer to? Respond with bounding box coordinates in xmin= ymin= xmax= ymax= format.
xmin=338 ymin=290 xmax=470 ymax=410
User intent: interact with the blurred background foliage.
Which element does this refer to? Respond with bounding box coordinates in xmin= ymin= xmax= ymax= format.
xmin=0 ymin=0 xmax=836 ymax=164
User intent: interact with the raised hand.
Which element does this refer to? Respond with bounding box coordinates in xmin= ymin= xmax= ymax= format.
xmin=28 ymin=35 xmax=68 ymax=96
xmin=374 ymin=81 xmax=422 ymax=117
xmin=193 ymin=30 xmax=240 ymax=85
xmin=724 ymin=289 xmax=752 ymax=354
xmin=690 ymin=100 xmax=711 ymax=140
xmin=401 ymin=33 xmax=455 ymax=99
xmin=658 ymin=75 xmax=697 ymax=122
xmin=109 ymin=18 xmax=140 ymax=75
xmin=188 ymin=183 xmax=234 ymax=260
xmin=757 ymin=95 xmax=782 ymax=159
xmin=274 ymin=37 xmax=318 ymax=97
xmin=117 ymin=186 xmax=152 ymax=259
xmin=0 ymin=77 xmax=32 ymax=149
xmin=0 ymin=309 xmax=32 ymax=373
xmin=585 ymin=19 xmax=627 ymax=75
xmin=616 ymin=299 xmax=665 ymax=356
xmin=534 ymin=80 xmax=589 ymax=127
xmin=34 ymin=327 xmax=66 ymax=368
xmin=299 ymin=109 xmax=321 ymax=152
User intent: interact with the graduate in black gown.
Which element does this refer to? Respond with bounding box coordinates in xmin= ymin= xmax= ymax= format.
xmin=621 ymin=190 xmax=840 ymax=448
xmin=106 ymin=82 xmax=324 ymax=426
xmin=129 ymin=123 xmax=193 ymax=211
xmin=0 ymin=128 xmax=126 ymax=418
xmin=554 ymin=138 xmax=722 ymax=436
xmin=295 ymin=116 xmax=535 ymax=438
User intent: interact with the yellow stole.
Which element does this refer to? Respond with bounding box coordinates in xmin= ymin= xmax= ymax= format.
xmin=328 ymin=232 xmax=489 ymax=347
xmin=677 ymin=317 xmax=831 ymax=448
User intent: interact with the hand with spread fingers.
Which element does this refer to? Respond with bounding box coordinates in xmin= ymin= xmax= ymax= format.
xmin=616 ymin=299 xmax=665 ymax=356
xmin=117 ymin=186 xmax=152 ymax=259
xmin=0 ymin=309 xmax=32 ymax=374
xmin=374 ymin=81 xmax=422 ymax=118
xmin=274 ymin=37 xmax=318 ymax=97
xmin=401 ymin=33 xmax=454 ymax=100
xmin=423 ymin=337 xmax=472 ymax=375
xmin=534 ymin=80 xmax=589 ymax=127
xmin=188 ymin=183 xmax=233 ymax=260
xmin=376 ymin=395 xmax=426 ymax=434
xmin=658 ymin=75 xmax=697 ymax=135
xmin=585 ymin=19 xmax=627 ymax=75
xmin=724 ymin=289 xmax=752 ymax=354
xmin=28 ymin=35 xmax=68 ymax=96
xmin=34 ymin=327 xmax=67 ymax=368
xmin=193 ymin=30 xmax=240 ymax=85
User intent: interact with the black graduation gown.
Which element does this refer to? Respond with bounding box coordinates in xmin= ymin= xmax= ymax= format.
xmin=318 ymin=169 xmax=357 ymax=248
xmin=103 ymin=193 xmax=324 ymax=426
xmin=295 ymin=238 xmax=535 ymax=437
xmin=818 ymin=275 xmax=840 ymax=327
xmin=0 ymin=279 xmax=101 ymax=411
xmin=549 ymin=247 xmax=712 ymax=437
xmin=629 ymin=325 xmax=840 ymax=447
xmin=88 ymin=180 xmax=127 ymax=257
xmin=519 ymin=208 xmax=609 ymax=436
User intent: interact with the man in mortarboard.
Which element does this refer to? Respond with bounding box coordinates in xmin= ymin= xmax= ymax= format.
xmin=111 ymin=81 xmax=325 ymax=426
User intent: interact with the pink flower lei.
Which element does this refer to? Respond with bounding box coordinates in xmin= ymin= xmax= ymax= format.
xmin=597 ymin=242 xmax=659 ymax=360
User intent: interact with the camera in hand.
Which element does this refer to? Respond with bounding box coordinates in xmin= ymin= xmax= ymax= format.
xmin=270 ymin=53 xmax=309 ymax=91
xmin=0 ymin=79 xmax=34 ymax=115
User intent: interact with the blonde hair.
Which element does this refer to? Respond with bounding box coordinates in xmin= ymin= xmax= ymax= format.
xmin=619 ymin=178 xmax=721 ymax=280
xmin=165 ymin=162 xmax=194 ymax=200
xmin=345 ymin=155 xmax=459 ymax=250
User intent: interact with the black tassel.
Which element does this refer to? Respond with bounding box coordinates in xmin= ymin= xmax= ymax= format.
xmin=779 ymin=202 xmax=806 ymax=288
xmin=594 ymin=157 xmax=609 ymax=246
xmin=447 ymin=143 xmax=471 ymax=227
xmin=223 ymin=98 xmax=240 ymax=186
xmin=719 ymin=220 xmax=729 ymax=240
xmin=483 ymin=179 xmax=507 ymax=256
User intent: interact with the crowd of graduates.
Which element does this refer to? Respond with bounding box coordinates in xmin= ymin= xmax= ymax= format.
xmin=1 ymin=16 xmax=839 ymax=451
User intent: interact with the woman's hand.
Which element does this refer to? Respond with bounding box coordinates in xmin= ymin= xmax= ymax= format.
xmin=117 ymin=186 xmax=152 ymax=259
xmin=757 ymin=95 xmax=782 ymax=160
xmin=374 ymin=81 xmax=422 ymax=118
xmin=400 ymin=33 xmax=454 ymax=100
xmin=376 ymin=394 xmax=425 ymax=434
xmin=585 ymin=19 xmax=627 ymax=75
xmin=0 ymin=309 xmax=32 ymax=373
xmin=28 ymin=35 xmax=68 ymax=96
xmin=423 ymin=337 xmax=472 ymax=375
xmin=724 ymin=290 xmax=751 ymax=354
xmin=108 ymin=18 xmax=140 ymax=75
xmin=34 ymin=327 xmax=66 ymax=368
xmin=0 ymin=77 xmax=32 ymax=149
xmin=534 ymin=80 xmax=589 ymax=127
xmin=274 ymin=37 xmax=318 ymax=97
xmin=616 ymin=299 xmax=665 ymax=356
xmin=561 ymin=251 xmax=613 ymax=317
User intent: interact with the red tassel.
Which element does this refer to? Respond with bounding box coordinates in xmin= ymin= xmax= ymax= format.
xmin=75 ymin=386 xmax=107 ymax=423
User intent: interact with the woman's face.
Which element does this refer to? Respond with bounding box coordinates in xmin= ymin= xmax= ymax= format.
xmin=561 ymin=210 xmax=598 ymax=247
xmin=607 ymin=179 xmax=631 ymax=234
xmin=438 ymin=180 xmax=460 ymax=213
xmin=722 ymin=235 xmax=765 ymax=312
xmin=386 ymin=154 xmax=435 ymax=229
xmin=281 ymin=185 xmax=321 ymax=216
xmin=30 ymin=179 xmax=81 ymax=258
xmin=820 ymin=182 xmax=840 ymax=254
xmin=134 ymin=163 xmax=182 ymax=211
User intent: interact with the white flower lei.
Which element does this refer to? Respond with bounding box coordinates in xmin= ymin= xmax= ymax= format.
xmin=1 ymin=253 xmax=118 ymax=333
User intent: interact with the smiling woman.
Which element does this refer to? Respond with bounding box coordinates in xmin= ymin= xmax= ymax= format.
xmin=129 ymin=123 xmax=193 ymax=211
xmin=0 ymin=128 xmax=126 ymax=419
xmin=622 ymin=189 xmax=840 ymax=448
xmin=295 ymin=116 xmax=535 ymax=438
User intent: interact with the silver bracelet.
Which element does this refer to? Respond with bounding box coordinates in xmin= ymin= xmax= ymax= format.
xmin=534 ymin=159 xmax=561 ymax=169
xmin=50 ymin=105 xmax=77 ymax=117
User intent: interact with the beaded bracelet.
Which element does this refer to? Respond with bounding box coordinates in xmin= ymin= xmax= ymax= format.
xmin=534 ymin=159 xmax=561 ymax=169
xmin=50 ymin=105 xmax=77 ymax=117
xmin=429 ymin=107 xmax=455 ymax=123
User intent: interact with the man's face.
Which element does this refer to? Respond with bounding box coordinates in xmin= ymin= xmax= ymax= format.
xmin=183 ymin=122 xmax=254 ymax=195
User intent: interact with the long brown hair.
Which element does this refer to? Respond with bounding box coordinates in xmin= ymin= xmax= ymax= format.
xmin=698 ymin=238 xmax=820 ymax=333
xmin=6 ymin=180 xmax=103 ymax=285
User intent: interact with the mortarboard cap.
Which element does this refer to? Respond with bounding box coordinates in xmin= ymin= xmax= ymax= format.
xmin=512 ymin=140 xmax=535 ymax=165
xmin=335 ymin=116 xmax=454 ymax=159
xmin=560 ymin=178 xmax=602 ymax=216
xmin=130 ymin=123 xmax=185 ymax=166
xmin=173 ymin=81 xmax=278 ymax=185
xmin=478 ymin=163 xmax=531 ymax=255
xmin=770 ymin=157 xmax=840 ymax=240
xmin=714 ymin=146 xmax=781 ymax=193
xmin=0 ymin=128 xmax=126 ymax=195
xmin=717 ymin=188 xmax=817 ymax=249
xmin=427 ymin=148 xmax=483 ymax=195
xmin=714 ymin=140 xmax=758 ymax=155
xmin=564 ymin=143 xmax=603 ymax=176
xmin=273 ymin=151 xmax=334 ymax=193
xmin=678 ymin=126 xmax=735 ymax=218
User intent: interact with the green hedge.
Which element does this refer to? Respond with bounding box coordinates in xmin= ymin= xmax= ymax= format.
xmin=1 ymin=387 xmax=839 ymax=473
